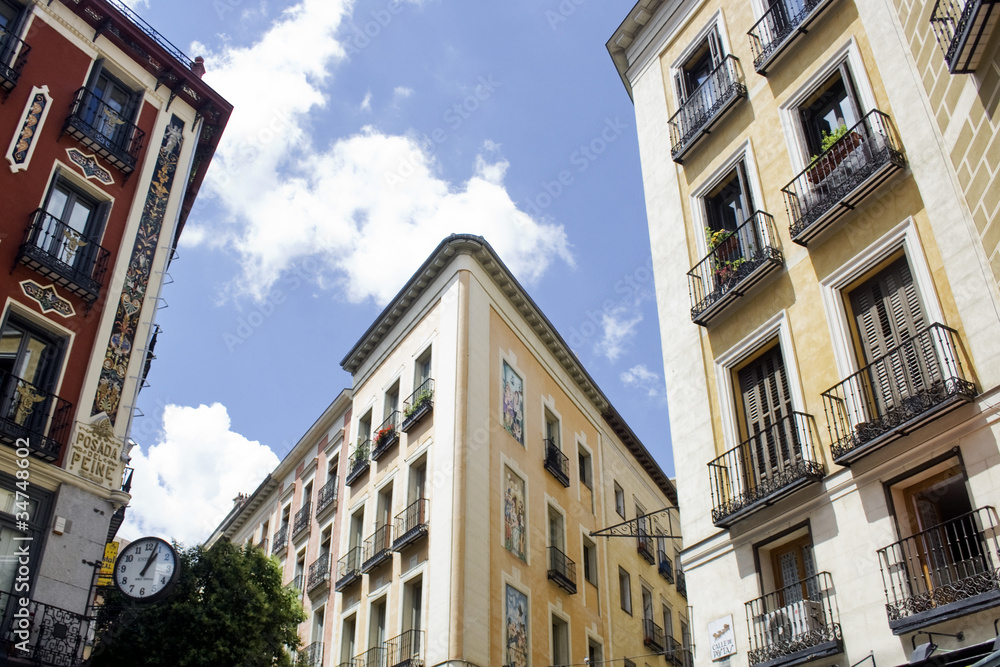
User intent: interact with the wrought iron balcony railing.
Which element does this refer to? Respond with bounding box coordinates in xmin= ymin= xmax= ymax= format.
xmin=637 ymin=529 xmax=656 ymax=565
xmin=317 ymin=477 xmax=338 ymax=517
xmin=298 ymin=642 xmax=323 ymax=667
xmin=393 ymin=498 xmax=429 ymax=550
xmin=931 ymin=0 xmax=1000 ymax=73
xmin=362 ymin=524 xmax=393 ymax=572
xmin=17 ymin=210 xmax=112 ymax=303
xmin=666 ymin=636 xmax=685 ymax=667
xmin=747 ymin=0 xmax=837 ymax=74
xmin=335 ymin=546 xmax=363 ymax=591
xmin=643 ymin=618 xmax=665 ymax=652
xmin=783 ymin=109 xmax=905 ymax=246
xmin=372 ymin=411 xmax=400 ymax=460
xmin=401 ymin=379 xmax=434 ymax=432
xmin=746 ymin=571 xmax=843 ymax=666
xmin=543 ymin=438 xmax=570 ymax=487
xmin=669 ymin=54 xmax=747 ymax=163
xmin=271 ymin=524 xmax=288 ymax=555
xmin=0 ymin=590 xmax=90 ymax=665
xmin=547 ymin=546 xmax=577 ymax=594
xmin=63 ymin=87 xmax=145 ymax=174
xmin=823 ymin=324 xmax=976 ymax=466
xmin=307 ymin=553 xmax=332 ymax=593
xmin=356 ymin=646 xmax=386 ymax=667
xmin=256 ymin=537 xmax=268 ymax=552
xmin=346 ymin=439 xmax=371 ymax=486
xmin=293 ymin=501 xmax=312 ymax=537
xmin=289 ymin=574 xmax=304 ymax=593
xmin=878 ymin=506 xmax=1000 ymax=634
xmin=0 ymin=368 xmax=72 ymax=461
xmin=659 ymin=550 xmax=675 ymax=583
xmin=689 ymin=212 xmax=783 ymax=326
xmin=709 ymin=412 xmax=824 ymax=527
xmin=0 ymin=29 xmax=31 ymax=94
xmin=385 ymin=629 xmax=423 ymax=667
xmin=677 ymin=570 xmax=687 ymax=599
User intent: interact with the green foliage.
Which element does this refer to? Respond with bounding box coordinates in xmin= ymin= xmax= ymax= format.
xmin=403 ymin=389 xmax=432 ymax=419
xmin=810 ymin=124 xmax=852 ymax=164
xmin=91 ymin=541 xmax=305 ymax=667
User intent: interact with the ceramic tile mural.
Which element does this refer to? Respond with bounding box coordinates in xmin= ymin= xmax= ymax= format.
xmin=501 ymin=361 xmax=524 ymax=445
xmin=504 ymin=465 xmax=526 ymax=561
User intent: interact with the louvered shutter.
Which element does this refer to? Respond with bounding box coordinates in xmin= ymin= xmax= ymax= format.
xmin=849 ymin=257 xmax=933 ymax=416
xmin=673 ymin=71 xmax=687 ymax=104
xmin=739 ymin=345 xmax=796 ymax=485
xmin=707 ymin=28 xmax=723 ymax=67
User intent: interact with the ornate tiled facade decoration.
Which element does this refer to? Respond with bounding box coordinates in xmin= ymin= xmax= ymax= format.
xmin=92 ymin=115 xmax=185 ymax=424
xmin=66 ymin=148 xmax=114 ymax=185
xmin=20 ymin=280 xmax=76 ymax=318
xmin=6 ymin=86 xmax=53 ymax=173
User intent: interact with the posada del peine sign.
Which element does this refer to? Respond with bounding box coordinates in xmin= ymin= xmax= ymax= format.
xmin=67 ymin=419 xmax=125 ymax=489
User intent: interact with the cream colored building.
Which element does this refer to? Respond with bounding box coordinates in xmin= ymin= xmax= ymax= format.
xmin=609 ymin=0 xmax=1000 ymax=665
xmin=210 ymin=235 xmax=686 ymax=667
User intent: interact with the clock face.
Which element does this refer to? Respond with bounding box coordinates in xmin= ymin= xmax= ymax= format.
xmin=113 ymin=537 xmax=179 ymax=602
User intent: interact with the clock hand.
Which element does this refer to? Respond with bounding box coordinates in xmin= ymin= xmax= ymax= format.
xmin=140 ymin=544 xmax=159 ymax=577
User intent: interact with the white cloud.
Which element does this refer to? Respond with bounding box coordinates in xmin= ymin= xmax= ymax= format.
xmin=597 ymin=306 xmax=642 ymax=362
xmin=121 ymin=403 xmax=278 ymax=546
xmin=621 ymin=364 xmax=662 ymax=398
xmin=393 ymin=85 xmax=414 ymax=101
xmin=360 ymin=90 xmax=372 ymax=111
xmin=193 ymin=0 xmax=573 ymax=306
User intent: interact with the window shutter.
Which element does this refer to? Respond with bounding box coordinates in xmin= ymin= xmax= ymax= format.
xmin=673 ymin=71 xmax=687 ymax=104
xmin=707 ymin=28 xmax=723 ymax=68
xmin=739 ymin=345 xmax=795 ymax=482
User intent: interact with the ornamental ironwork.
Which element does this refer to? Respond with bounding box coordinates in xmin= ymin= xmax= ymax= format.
xmin=0 ymin=369 xmax=72 ymax=461
xmin=669 ymin=54 xmax=747 ymax=162
xmin=385 ymin=629 xmax=423 ymax=667
xmin=746 ymin=571 xmax=843 ymax=666
xmin=747 ymin=0 xmax=836 ymax=74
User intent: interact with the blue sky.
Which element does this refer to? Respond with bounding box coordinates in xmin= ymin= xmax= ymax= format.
xmin=120 ymin=0 xmax=673 ymax=545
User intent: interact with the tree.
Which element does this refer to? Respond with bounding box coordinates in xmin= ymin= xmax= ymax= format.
xmin=90 ymin=541 xmax=305 ymax=667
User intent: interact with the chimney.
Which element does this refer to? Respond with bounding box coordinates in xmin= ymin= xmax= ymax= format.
xmin=191 ymin=56 xmax=206 ymax=78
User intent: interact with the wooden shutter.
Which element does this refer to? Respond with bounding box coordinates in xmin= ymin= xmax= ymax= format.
xmin=673 ymin=71 xmax=687 ymax=104
xmin=707 ymin=28 xmax=723 ymax=67
xmin=738 ymin=345 xmax=796 ymax=484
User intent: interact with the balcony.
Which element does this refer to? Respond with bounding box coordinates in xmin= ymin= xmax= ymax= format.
xmin=0 ymin=30 xmax=31 ymax=95
xmin=748 ymin=0 xmax=838 ymax=75
xmin=256 ymin=537 xmax=268 ymax=552
xmin=666 ymin=636 xmax=686 ymax=667
xmin=878 ymin=506 xmax=1000 ymax=634
xmin=393 ymin=498 xmax=429 ymax=551
xmin=637 ymin=531 xmax=656 ymax=565
xmin=346 ymin=439 xmax=370 ymax=486
xmin=669 ymin=54 xmax=747 ymax=163
xmin=316 ymin=477 xmax=338 ymax=518
xmin=643 ymin=618 xmax=665 ymax=653
xmin=0 ymin=368 xmax=72 ymax=461
xmin=401 ymin=379 xmax=434 ymax=432
xmin=298 ymin=642 xmax=323 ymax=667
xmin=385 ymin=629 xmax=423 ymax=667
xmin=823 ymin=324 xmax=976 ymax=466
xmin=63 ymin=87 xmax=145 ymax=174
xmin=543 ymin=439 xmax=570 ymax=487
xmin=658 ymin=550 xmax=675 ymax=583
xmin=307 ymin=553 xmax=332 ymax=594
xmin=689 ymin=212 xmax=783 ymax=326
xmin=357 ymin=646 xmax=386 ymax=667
xmin=547 ymin=546 xmax=577 ymax=594
xmin=709 ymin=412 xmax=824 ymax=528
xmin=372 ymin=411 xmax=400 ymax=460
xmin=293 ymin=501 xmax=312 ymax=538
xmin=362 ymin=524 xmax=393 ymax=572
xmin=271 ymin=524 xmax=288 ymax=555
xmin=677 ymin=570 xmax=687 ymax=599
xmin=17 ymin=210 xmax=112 ymax=303
xmin=783 ymin=110 xmax=905 ymax=246
xmin=288 ymin=574 xmax=304 ymax=593
xmin=746 ymin=572 xmax=843 ymax=667
xmin=0 ymin=589 xmax=89 ymax=666
xmin=931 ymin=0 xmax=1000 ymax=73
xmin=335 ymin=546 xmax=362 ymax=591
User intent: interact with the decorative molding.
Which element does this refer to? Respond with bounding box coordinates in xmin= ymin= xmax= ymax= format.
xmin=92 ymin=115 xmax=185 ymax=424
xmin=66 ymin=148 xmax=115 ymax=185
xmin=7 ymin=86 xmax=53 ymax=173
xmin=20 ymin=280 xmax=76 ymax=318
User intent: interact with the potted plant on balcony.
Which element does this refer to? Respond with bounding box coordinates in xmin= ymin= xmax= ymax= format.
xmin=705 ymin=227 xmax=746 ymax=292
xmin=806 ymin=124 xmax=864 ymax=185
xmin=403 ymin=389 xmax=432 ymax=422
xmin=374 ymin=424 xmax=396 ymax=450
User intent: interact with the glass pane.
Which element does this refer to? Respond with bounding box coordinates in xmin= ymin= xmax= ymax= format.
xmin=66 ymin=198 xmax=95 ymax=234
xmin=45 ymin=188 xmax=69 ymax=220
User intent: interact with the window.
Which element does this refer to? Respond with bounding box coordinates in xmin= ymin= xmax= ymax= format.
xmin=0 ymin=315 xmax=66 ymax=445
xmin=409 ymin=456 xmax=427 ymax=504
xmin=614 ymin=482 xmax=625 ymax=518
xmin=349 ymin=510 xmax=364 ymax=551
xmin=798 ymin=63 xmax=861 ymax=157
xmin=359 ymin=410 xmax=372 ymax=443
xmin=385 ymin=381 xmax=400 ymax=419
xmin=674 ymin=27 xmax=723 ymax=104
xmin=415 ymin=347 xmax=432 ymax=387
xmin=294 ymin=550 xmax=305 ymax=590
xmin=548 ymin=505 xmax=565 ymax=553
xmin=403 ymin=576 xmax=423 ymax=633
xmin=552 ymin=615 xmax=569 ymax=667
xmin=619 ymin=567 xmax=632 ymax=614
xmin=641 ymin=586 xmax=654 ymax=622
xmin=341 ymin=614 xmax=357 ymax=664
xmin=704 ymin=161 xmax=755 ymax=236
xmin=544 ymin=409 xmax=560 ymax=449
xmin=311 ymin=605 xmax=325 ymax=645
xmin=769 ymin=534 xmax=817 ymax=600
xmin=84 ymin=63 xmax=141 ymax=149
xmin=588 ymin=639 xmax=603 ymax=667
xmin=0 ymin=0 xmax=28 ymax=67
xmin=280 ymin=505 xmax=290 ymax=529
xmin=0 ymin=477 xmax=50 ymax=591
xmin=303 ymin=481 xmax=313 ymax=506
xmin=377 ymin=483 xmax=393 ymax=529
xmin=369 ymin=596 xmax=387 ymax=649
xmin=578 ymin=447 xmax=592 ymax=488
xmin=663 ymin=604 xmax=673 ymax=640
xmin=582 ymin=536 xmax=598 ymax=586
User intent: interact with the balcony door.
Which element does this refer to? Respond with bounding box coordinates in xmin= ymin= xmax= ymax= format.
xmin=848 ymin=256 xmax=934 ymax=417
xmin=737 ymin=344 xmax=797 ymax=488
xmin=0 ymin=0 xmax=26 ymax=66
xmin=704 ymin=162 xmax=760 ymax=277
xmin=799 ymin=65 xmax=862 ymax=157
xmin=88 ymin=68 xmax=138 ymax=149
xmin=770 ymin=536 xmax=818 ymax=606
xmin=42 ymin=177 xmax=103 ymax=268
xmin=0 ymin=317 xmax=63 ymax=433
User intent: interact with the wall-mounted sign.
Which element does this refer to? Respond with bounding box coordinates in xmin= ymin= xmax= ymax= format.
xmin=709 ymin=615 xmax=736 ymax=661
xmin=68 ymin=418 xmax=125 ymax=489
xmin=97 ymin=541 xmax=120 ymax=587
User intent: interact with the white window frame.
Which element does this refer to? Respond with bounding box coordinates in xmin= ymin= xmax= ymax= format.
xmin=669 ymin=10 xmax=733 ymax=108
